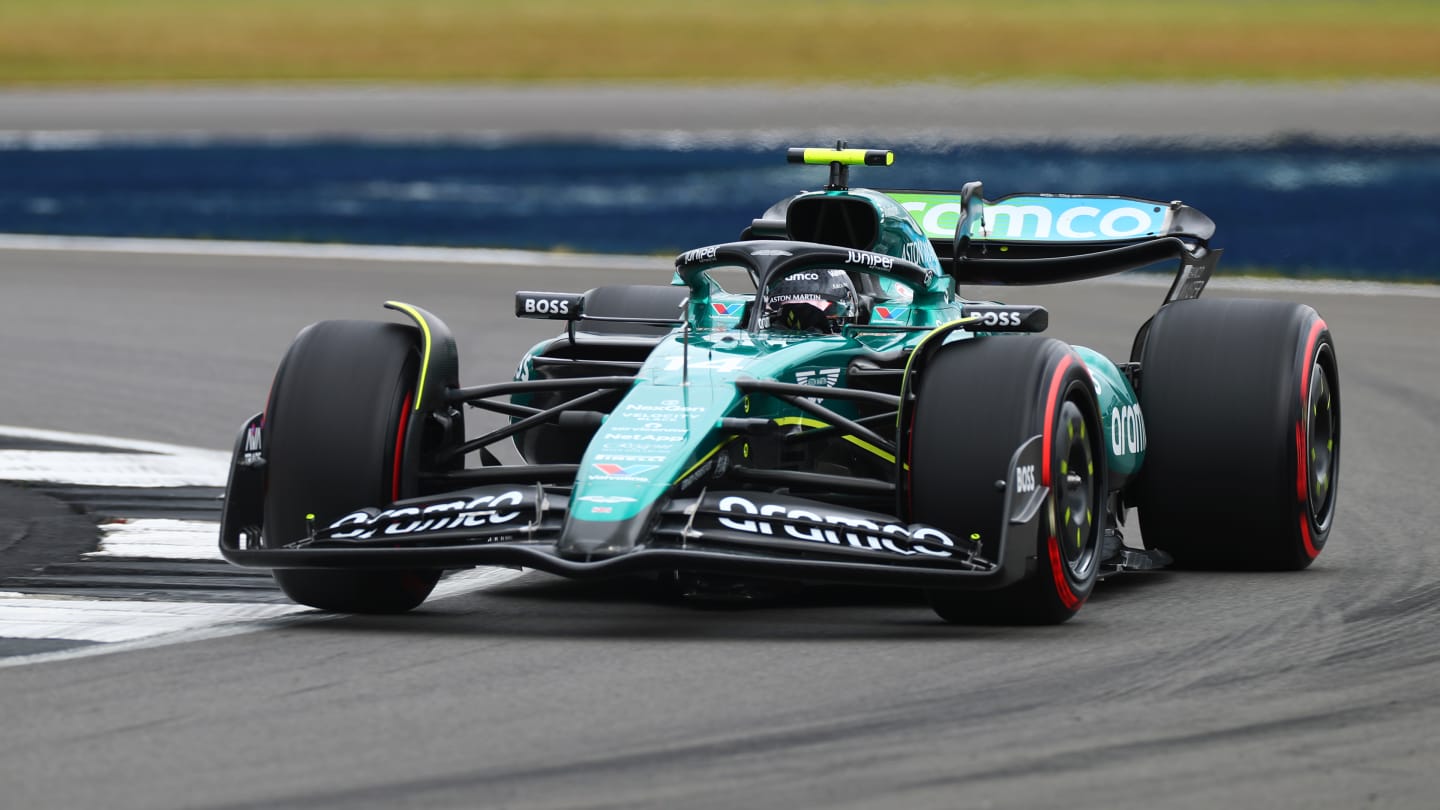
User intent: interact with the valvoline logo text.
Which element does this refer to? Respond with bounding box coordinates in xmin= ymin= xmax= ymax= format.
xmin=711 ymin=302 xmax=743 ymax=316
xmin=873 ymin=306 xmax=909 ymax=321
xmin=593 ymin=463 xmax=658 ymax=477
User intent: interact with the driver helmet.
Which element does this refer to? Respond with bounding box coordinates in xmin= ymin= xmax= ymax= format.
xmin=764 ymin=269 xmax=858 ymax=333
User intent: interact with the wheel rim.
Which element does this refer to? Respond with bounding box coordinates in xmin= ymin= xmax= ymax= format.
xmin=1055 ymin=399 xmax=1098 ymax=576
xmin=1306 ymin=346 xmax=1338 ymax=529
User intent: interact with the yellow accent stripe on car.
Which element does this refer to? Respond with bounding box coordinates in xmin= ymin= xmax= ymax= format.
xmin=897 ymin=316 xmax=981 ymax=426
xmin=384 ymin=300 xmax=432 ymax=411
xmin=774 ymin=416 xmax=896 ymax=464
xmin=674 ymin=437 xmax=736 ymax=484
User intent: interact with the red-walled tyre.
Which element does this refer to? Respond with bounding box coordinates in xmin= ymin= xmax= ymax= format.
xmin=910 ymin=337 xmax=1105 ymax=625
xmin=262 ymin=320 xmax=441 ymax=612
xmin=1135 ymin=298 xmax=1339 ymax=570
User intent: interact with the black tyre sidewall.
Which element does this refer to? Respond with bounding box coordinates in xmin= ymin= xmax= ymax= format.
xmin=909 ymin=337 xmax=1104 ymax=624
xmin=262 ymin=320 xmax=440 ymax=612
xmin=1136 ymin=298 xmax=1339 ymax=570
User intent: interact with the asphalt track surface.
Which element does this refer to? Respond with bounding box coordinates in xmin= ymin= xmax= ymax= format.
xmin=4 ymin=82 xmax=1440 ymax=140
xmin=2 ymin=243 xmax=1439 ymax=809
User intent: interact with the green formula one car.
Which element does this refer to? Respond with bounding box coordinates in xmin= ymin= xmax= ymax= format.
xmin=220 ymin=146 xmax=1340 ymax=625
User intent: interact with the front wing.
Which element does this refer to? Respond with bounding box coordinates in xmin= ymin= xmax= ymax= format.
xmin=221 ymin=432 xmax=1050 ymax=591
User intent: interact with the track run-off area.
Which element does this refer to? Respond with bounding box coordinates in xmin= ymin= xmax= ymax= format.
xmin=1 ymin=239 xmax=1438 ymax=809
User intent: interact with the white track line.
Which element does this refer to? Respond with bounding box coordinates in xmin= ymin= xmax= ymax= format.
xmin=0 ymin=424 xmax=230 ymax=487
xmin=0 ymin=596 xmax=307 ymax=644
xmin=91 ymin=519 xmax=226 ymax=560
xmin=0 ymin=567 xmax=522 ymax=647
xmin=0 ymin=449 xmax=228 ymax=488
xmin=0 ymin=424 xmax=527 ymax=663
xmin=1101 ymin=272 xmax=1440 ymax=299
xmin=0 ymin=423 xmax=232 ymax=458
xmin=1 ymin=232 xmax=1433 ymax=296
xmin=0 ymin=232 xmax=670 ymax=271
xmin=0 ymin=567 xmax=526 ymax=668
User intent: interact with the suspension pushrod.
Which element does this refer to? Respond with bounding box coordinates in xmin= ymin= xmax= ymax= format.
xmin=441 ymin=387 xmax=618 ymax=463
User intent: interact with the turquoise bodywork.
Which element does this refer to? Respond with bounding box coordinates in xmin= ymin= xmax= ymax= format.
xmin=1074 ymin=347 xmax=1146 ymax=479
xmin=568 ymin=328 xmax=917 ymax=524
xmin=515 ymin=186 xmax=1148 ymax=537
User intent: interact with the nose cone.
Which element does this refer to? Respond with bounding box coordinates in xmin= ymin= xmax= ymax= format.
xmin=556 ymin=501 xmax=663 ymax=560
xmin=558 ymin=367 xmax=737 ymax=557
xmin=559 ymin=481 xmax=670 ymax=559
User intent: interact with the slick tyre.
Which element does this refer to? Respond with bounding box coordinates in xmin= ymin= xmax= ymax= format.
xmin=262 ymin=320 xmax=440 ymax=613
xmin=909 ymin=337 xmax=1105 ymax=625
xmin=1135 ymin=299 xmax=1339 ymax=570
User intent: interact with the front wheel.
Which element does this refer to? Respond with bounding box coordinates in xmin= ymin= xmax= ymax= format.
xmin=262 ymin=320 xmax=441 ymax=613
xmin=908 ymin=337 xmax=1105 ymax=625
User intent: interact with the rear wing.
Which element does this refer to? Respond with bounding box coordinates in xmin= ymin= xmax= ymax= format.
xmin=882 ymin=184 xmax=1220 ymax=302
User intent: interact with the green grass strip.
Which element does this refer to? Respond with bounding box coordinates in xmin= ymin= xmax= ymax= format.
xmin=2 ymin=0 xmax=1438 ymax=84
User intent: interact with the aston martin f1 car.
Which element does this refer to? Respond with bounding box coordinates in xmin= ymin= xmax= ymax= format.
xmin=220 ymin=146 xmax=1340 ymax=625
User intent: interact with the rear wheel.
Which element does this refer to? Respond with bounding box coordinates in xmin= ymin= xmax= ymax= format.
xmin=1135 ymin=298 xmax=1339 ymax=569
xmin=263 ymin=320 xmax=441 ymax=612
xmin=909 ymin=337 xmax=1105 ymax=625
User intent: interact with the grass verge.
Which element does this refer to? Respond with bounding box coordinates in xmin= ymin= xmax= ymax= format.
xmin=1 ymin=0 xmax=1438 ymax=85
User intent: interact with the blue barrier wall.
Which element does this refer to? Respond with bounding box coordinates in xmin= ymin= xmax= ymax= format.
xmin=1 ymin=139 xmax=1436 ymax=277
